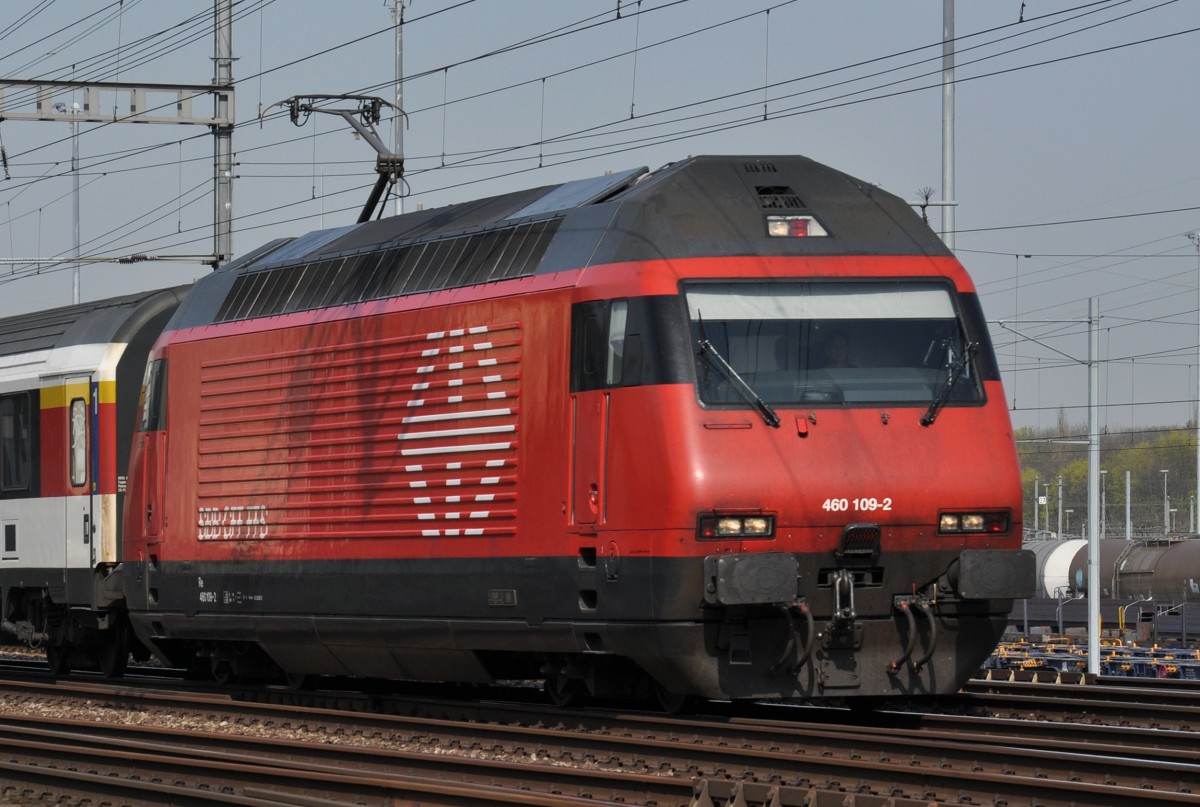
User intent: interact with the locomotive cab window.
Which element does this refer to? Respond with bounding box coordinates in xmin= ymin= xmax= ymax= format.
xmin=686 ymin=281 xmax=983 ymax=407
xmin=572 ymin=299 xmax=640 ymax=391
xmin=606 ymin=301 xmax=629 ymax=386
xmin=139 ymin=359 xmax=168 ymax=432
xmin=0 ymin=393 xmax=32 ymax=492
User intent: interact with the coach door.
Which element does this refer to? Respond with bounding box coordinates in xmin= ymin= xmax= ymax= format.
xmin=62 ymin=375 xmax=96 ymax=581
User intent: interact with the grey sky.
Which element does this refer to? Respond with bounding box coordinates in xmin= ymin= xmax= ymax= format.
xmin=0 ymin=0 xmax=1196 ymax=433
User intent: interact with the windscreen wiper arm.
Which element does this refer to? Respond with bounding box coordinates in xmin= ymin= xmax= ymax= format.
xmin=697 ymin=338 xmax=781 ymax=428
xmin=921 ymin=341 xmax=977 ymax=427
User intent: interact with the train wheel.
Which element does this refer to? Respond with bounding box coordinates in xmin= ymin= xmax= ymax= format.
xmin=653 ymin=681 xmax=693 ymax=715
xmin=97 ymin=626 xmax=130 ymax=679
xmin=845 ymin=696 xmax=887 ymax=714
xmin=543 ymin=675 xmax=583 ymax=708
xmin=212 ymin=659 xmax=237 ymax=686
xmin=285 ymin=672 xmax=313 ymax=691
xmin=46 ymin=642 xmax=72 ymax=676
xmin=182 ymin=656 xmax=210 ymax=680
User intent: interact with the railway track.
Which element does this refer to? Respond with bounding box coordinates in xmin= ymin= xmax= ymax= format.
xmin=959 ymin=675 xmax=1200 ymax=728
xmin=0 ymin=668 xmax=1198 ymax=806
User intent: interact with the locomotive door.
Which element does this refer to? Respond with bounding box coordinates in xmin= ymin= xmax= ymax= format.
xmin=62 ymin=375 xmax=96 ymax=587
xmin=139 ymin=359 xmax=168 ymax=544
xmin=569 ymin=299 xmax=627 ymax=529
xmin=571 ymin=391 xmax=608 ymax=527
xmin=141 ymin=431 xmax=165 ymax=542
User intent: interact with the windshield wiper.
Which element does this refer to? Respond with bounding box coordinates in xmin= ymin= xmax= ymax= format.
xmin=697 ymin=337 xmax=781 ymax=428
xmin=921 ymin=341 xmax=978 ymax=427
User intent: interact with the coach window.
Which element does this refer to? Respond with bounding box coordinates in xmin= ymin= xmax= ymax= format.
xmin=69 ymin=398 xmax=87 ymax=488
xmin=0 ymin=394 xmax=32 ymax=492
xmin=139 ymin=359 xmax=168 ymax=432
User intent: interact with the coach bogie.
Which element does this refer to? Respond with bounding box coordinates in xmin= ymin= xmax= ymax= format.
xmin=2 ymin=585 xmax=131 ymax=676
xmin=1 ymin=589 xmax=60 ymax=650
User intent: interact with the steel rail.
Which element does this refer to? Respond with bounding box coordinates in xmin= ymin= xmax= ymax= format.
xmin=2 ymin=677 xmax=1198 ymax=806
xmin=0 ymin=719 xmax=684 ymax=806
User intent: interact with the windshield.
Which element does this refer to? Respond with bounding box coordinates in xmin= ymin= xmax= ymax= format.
xmin=686 ymin=280 xmax=982 ymax=407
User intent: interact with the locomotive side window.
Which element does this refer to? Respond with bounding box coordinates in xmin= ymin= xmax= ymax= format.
xmin=69 ymin=398 xmax=87 ymax=488
xmin=572 ymin=301 xmax=609 ymax=392
xmin=606 ymin=301 xmax=629 ymax=386
xmin=0 ymin=394 xmax=32 ymax=492
xmin=686 ymin=281 xmax=983 ymax=407
xmin=571 ymin=296 xmax=690 ymax=392
xmin=139 ymin=359 xmax=168 ymax=432
xmin=572 ymin=299 xmax=637 ymax=391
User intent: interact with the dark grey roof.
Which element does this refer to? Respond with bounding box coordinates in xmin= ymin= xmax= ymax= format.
xmin=167 ymin=155 xmax=951 ymax=330
xmin=0 ymin=286 xmax=189 ymax=359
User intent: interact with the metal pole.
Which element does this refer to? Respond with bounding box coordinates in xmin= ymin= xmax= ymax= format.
xmin=1087 ymin=298 xmax=1100 ymax=675
xmin=1163 ymin=470 xmax=1170 ymax=534
xmin=70 ymin=109 xmax=79 ymax=304
xmin=1057 ymin=476 xmax=1063 ymax=537
xmin=212 ymin=0 xmax=234 ymax=267
xmin=1100 ymin=469 xmax=1107 ymax=539
xmin=392 ymin=0 xmax=406 ymax=216
xmin=1126 ymin=470 xmax=1132 ymax=540
xmin=941 ymin=0 xmax=955 ymax=251
xmin=1192 ymin=232 xmax=1200 ymax=532
xmin=1032 ymin=476 xmax=1039 ymax=536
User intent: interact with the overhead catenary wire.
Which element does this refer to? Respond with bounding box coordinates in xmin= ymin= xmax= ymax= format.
xmin=0 ymin=0 xmax=1161 ymax=237
xmin=0 ymin=0 xmax=1150 ymax=182
xmin=0 ymin=0 xmax=1195 ymax=410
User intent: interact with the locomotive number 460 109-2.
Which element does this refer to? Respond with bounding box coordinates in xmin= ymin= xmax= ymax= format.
xmin=821 ymin=497 xmax=893 ymax=513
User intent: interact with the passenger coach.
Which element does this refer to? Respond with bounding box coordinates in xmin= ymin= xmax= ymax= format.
xmin=0 ymin=288 xmax=186 ymax=674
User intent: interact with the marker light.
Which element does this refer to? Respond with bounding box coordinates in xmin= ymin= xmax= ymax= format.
xmin=767 ymin=215 xmax=828 ymax=238
xmin=698 ymin=513 xmax=776 ymax=540
xmin=938 ymin=511 xmax=1010 ymax=534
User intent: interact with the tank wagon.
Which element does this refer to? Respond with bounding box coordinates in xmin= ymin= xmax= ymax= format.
xmin=3 ymin=155 xmax=1033 ymax=703
xmin=1030 ymin=536 xmax=1200 ymax=601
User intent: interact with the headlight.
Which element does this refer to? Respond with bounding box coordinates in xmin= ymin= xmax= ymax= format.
xmin=939 ymin=511 xmax=1009 ymax=534
xmin=713 ymin=517 xmax=742 ymax=536
xmin=742 ymin=517 xmax=771 ymax=535
xmin=766 ymin=214 xmax=829 ymax=238
xmin=698 ymin=513 xmax=776 ymax=540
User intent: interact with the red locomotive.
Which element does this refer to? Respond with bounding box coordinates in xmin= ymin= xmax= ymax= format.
xmin=2 ymin=155 xmax=1033 ymax=703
